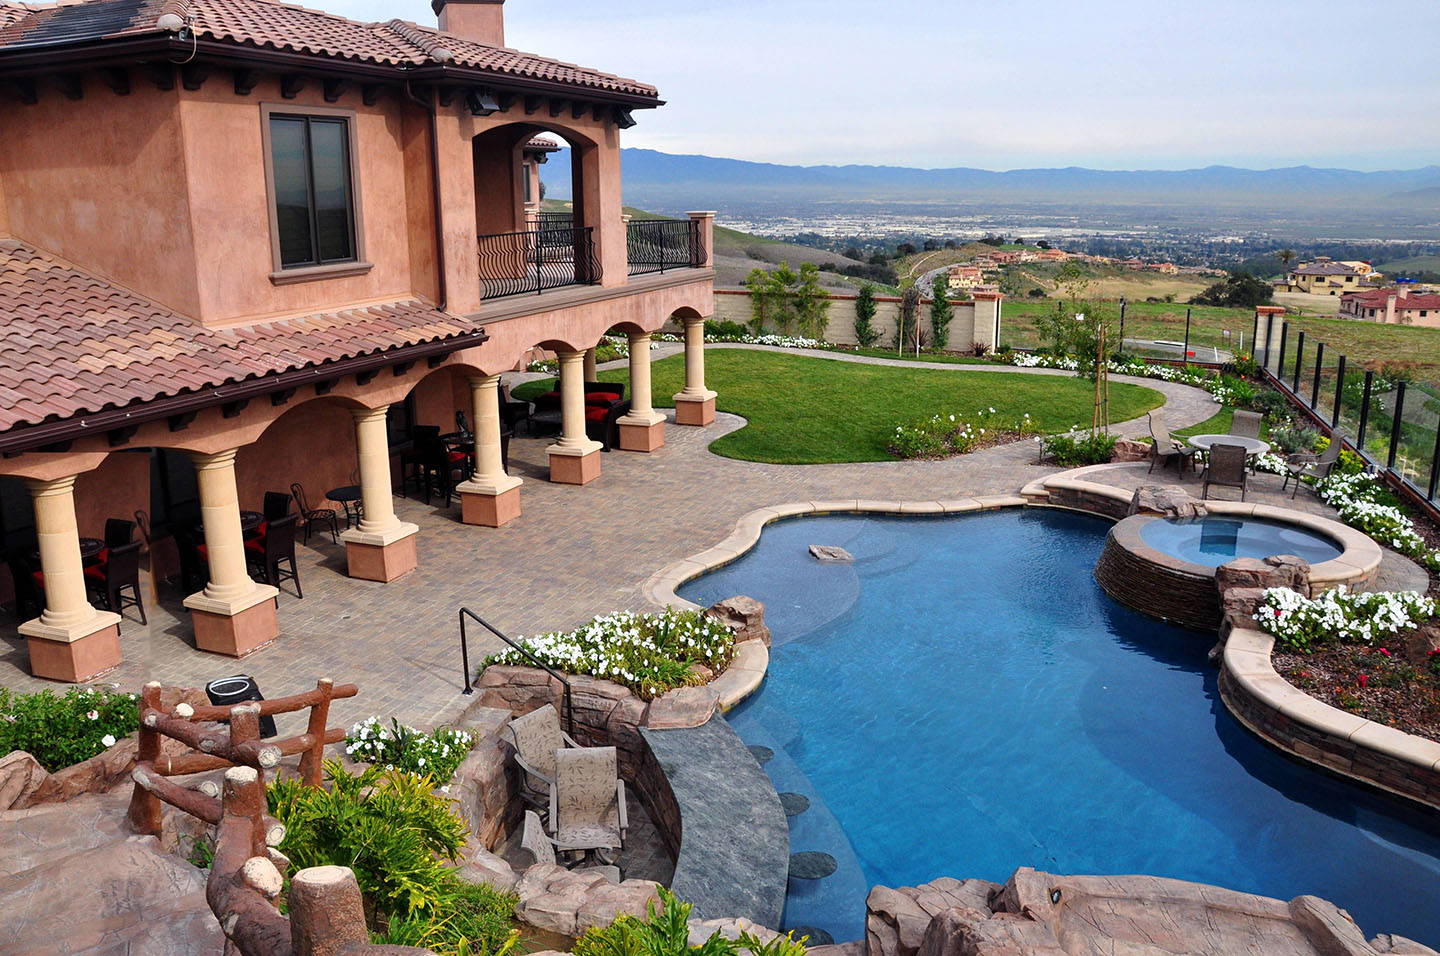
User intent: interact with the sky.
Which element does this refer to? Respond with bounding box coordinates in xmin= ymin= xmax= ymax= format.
xmin=327 ymin=0 xmax=1440 ymax=171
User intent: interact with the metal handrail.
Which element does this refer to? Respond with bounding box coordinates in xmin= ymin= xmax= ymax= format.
xmin=459 ymin=607 xmax=574 ymax=736
xmin=477 ymin=225 xmax=601 ymax=299
xmin=626 ymin=217 xmax=702 ymax=276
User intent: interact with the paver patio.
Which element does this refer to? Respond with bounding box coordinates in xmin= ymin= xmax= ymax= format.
xmin=0 ymin=350 xmax=1370 ymax=735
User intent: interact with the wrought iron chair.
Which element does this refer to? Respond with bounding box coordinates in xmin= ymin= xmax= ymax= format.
xmin=400 ymin=425 xmax=442 ymax=498
xmin=246 ymin=513 xmax=301 ymax=598
xmin=86 ymin=540 xmax=146 ymax=629
xmin=1201 ymin=443 xmax=1249 ymax=501
xmin=1282 ymin=441 xmax=1342 ymax=499
xmin=289 ymin=483 xmax=338 ymax=545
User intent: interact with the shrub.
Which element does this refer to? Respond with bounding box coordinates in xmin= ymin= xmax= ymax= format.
xmin=1230 ymin=353 xmax=1259 ymax=379
xmin=1252 ymin=388 xmax=1292 ymax=419
xmin=1209 ymin=375 xmax=1258 ymax=408
xmin=374 ymin=880 xmax=520 ymax=956
xmin=483 ymin=607 xmax=735 ymax=700
xmin=704 ymin=320 xmax=748 ymax=340
xmin=0 ymin=687 xmax=138 ymax=772
xmin=345 ymin=718 xmax=474 ymax=786
xmin=889 ymin=408 xmax=1038 ymax=460
xmin=573 ymin=887 xmax=807 ymax=956
xmin=1268 ymin=423 xmax=1321 ymax=455
xmin=1042 ymin=431 xmax=1117 ymax=466
xmin=1255 ymin=586 xmax=1438 ymax=653
xmin=929 ymin=276 xmax=953 ymax=350
xmin=268 ymin=761 xmax=468 ymax=926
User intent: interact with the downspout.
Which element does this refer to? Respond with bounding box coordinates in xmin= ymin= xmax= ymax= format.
xmin=405 ymin=79 xmax=447 ymax=312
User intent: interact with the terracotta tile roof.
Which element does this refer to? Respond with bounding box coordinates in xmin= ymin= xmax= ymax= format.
xmin=1343 ymin=287 xmax=1440 ymax=310
xmin=0 ymin=237 xmax=476 ymax=430
xmin=524 ymin=136 xmax=561 ymax=152
xmin=0 ymin=0 xmax=658 ymax=99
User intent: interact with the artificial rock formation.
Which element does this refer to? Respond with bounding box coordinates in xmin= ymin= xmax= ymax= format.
xmin=808 ymin=545 xmax=855 ymax=564
xmin=1110 ymin=438 xmax=1151 ymax=463
xmin=1128 ymin=484 xmax=1206 ymax=520
xmin=705 ymin=595 xmax=773 ymax=646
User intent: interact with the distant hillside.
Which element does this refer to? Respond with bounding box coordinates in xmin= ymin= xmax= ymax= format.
xmin=541 ymin=149 xmax=1440 ymax=212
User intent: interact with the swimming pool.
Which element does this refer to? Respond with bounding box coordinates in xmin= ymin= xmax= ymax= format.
xmin=679 ymin=509 xmax=1440 ymax=946
xmin=1138 ymin=515 xmax=1343 ymax=567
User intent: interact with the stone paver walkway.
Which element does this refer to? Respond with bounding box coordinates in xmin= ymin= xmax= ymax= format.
xmin=0 ymin=354 xmax=1271 ymax=734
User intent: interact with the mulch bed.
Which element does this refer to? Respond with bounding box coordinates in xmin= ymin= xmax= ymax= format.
xmin=1274 ymin=642 xmax=1440 ymax=743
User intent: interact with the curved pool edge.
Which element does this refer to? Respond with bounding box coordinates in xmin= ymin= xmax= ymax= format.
xmin=1222 ymin=627 xmax=1440 ymax=811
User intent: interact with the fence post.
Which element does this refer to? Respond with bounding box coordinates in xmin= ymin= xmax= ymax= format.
xmin=1332 ymin=355 xmax=1345 ymax=428
xmin=299 ymin=678 xmax=334 ymax=787
xmin=1276 ymin=322 xmax=1289 ymax=379
xmin=1357 ymin=370 xmax=1374 ymax=448
xmin=1292 ymin=331 xmax=1305 ymax=392
xmin=1310 ymin=341 xmax=1325 ymax=409
xmin=1252 ymin=311 xmax=1260 ymax=365
xmin=1388 ymin=382 xmax=1407 ymax=471
xmin=1428 ymin=418 xmax=1440 ymax=501
xmin=1183 ymin=308 xmax=1191 ymax=360
xmin=126 ymin=681 xmax=164 ymax=837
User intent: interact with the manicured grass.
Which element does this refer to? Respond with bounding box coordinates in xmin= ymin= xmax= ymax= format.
xmin=515 ymin=350 xmax=1164 ymax=464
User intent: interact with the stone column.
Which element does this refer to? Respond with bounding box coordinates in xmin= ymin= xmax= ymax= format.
xmin=548 ymin=349 xmax=603 ymax=484
xmin=686 ymin=211 xmax=715 ymax=269
xmin=970 ymin=291 xmax=1002 ymax=355
xmin=341 ymin=406 xmax=420 ymax=582
xmin=183 ymin=450 xmax=280 ymax=657
xmin=618 ymin=331 xmax=665 ymax=451
xmin=456 ymin=375 xmax=523 ymax=526
xmin=673 ymin=316 xmax=717 ymax=426
xmin=19 ymin=475 xmax=122 ymax=682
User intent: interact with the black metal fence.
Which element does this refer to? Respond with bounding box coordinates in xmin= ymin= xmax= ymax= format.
xmin=627 ymin=217 xmax=703 ymax=276
xmin=477 ymin=225 xmax=601 ymax=299
xmin=1254 ymin=311 xmax=1440 ymax=521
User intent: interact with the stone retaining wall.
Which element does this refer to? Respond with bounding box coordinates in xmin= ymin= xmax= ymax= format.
xmin=1093 ymin=523 xmax=1220 ymax=631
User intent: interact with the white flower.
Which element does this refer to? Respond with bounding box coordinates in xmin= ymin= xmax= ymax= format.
xmin=101 ymin=734 xmax=116 ymax=747
xmin=87 ymin=710 xmax=99 ymax=721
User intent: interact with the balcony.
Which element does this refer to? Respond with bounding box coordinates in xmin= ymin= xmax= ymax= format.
xmin=627 ymin=217 xmax=704 ymax=276
xmin=477 ymin=223 xmax=602 ymax=300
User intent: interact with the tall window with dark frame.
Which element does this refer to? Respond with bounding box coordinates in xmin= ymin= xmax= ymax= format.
xmin=269 ymin=114 xmax=357 ymax=268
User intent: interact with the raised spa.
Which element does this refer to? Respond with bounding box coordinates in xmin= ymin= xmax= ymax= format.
xmin=678 ymin=510 xmax=1440 ymax=947
xmin=1138 ymin=515 xmax=1342 ymax=567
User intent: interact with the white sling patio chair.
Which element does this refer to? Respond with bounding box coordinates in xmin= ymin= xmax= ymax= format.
xmin=520 ymin=810 xmax=620 ymax=882
xmin=505 ymin=704 xmax=581 ymax=815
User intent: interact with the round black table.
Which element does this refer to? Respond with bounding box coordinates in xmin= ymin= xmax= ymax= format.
xmin=326 ymin=485 xmax=363 ymax=529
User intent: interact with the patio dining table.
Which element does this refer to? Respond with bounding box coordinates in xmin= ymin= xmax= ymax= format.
xmin=1187 ymin=434 xmax=1271 ymax=458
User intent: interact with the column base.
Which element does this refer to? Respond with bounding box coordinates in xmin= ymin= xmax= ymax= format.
xmin=341 ymin=522 xmax=420 ymax=582
xmin=190 ymin=594 xmax=279 ymax=658
xmin=20 ymin=612 xmax=123 ymax=683
xmin=548 ymin=444 xmax=602 ymax=485
xmin=457 ymin=482 xmax=523 ymax=527
xmin=618 ymin=416 xmax=666 ymax=452
xmin=673 ymin=392 xmax=717 ymax=427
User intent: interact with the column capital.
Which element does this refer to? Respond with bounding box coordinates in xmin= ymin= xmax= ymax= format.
xmin=557 ymin=349 xmax=586 ymax=364
xmin=685 ymin=211 xmax=717 ymax=220
xmin=188 ymin=448 xmax=240 ymax=472
xmin=467 ymin=373 xmax=503 ymax=389
xmin=23 ymin=474 xmax=79 ymax=498
xmin=350 ymin=405 xmax=391 ymax=426
xmin=681 ymin=315 xmax=707 ymax=328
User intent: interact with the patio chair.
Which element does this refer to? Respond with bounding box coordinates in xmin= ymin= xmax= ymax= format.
xmin=585 ymin=399 xmax=631 ymax=452
xmin=290 ymin=483 xmax=338 ymax=545
xmin=1229 ymin=410 xmax=1263 ymax=440
xmin=519 ymin=810 xmax=620 ymax=881
xmin=1201 ymin=443 xmax=1249 ymax=501
xmin=85 ymin=540 xmax=146 ymax=629
xmin=1147 ymin=412 xmax=1194 ymax=475
xmin=500 ymin=383 xmax=532 ymax=434
xmin=549 ymin=745 xmax=627 ymax=859
xmin=103 ymin=517 xmax=135 ymax=549
xmin=246 ymin=513 xmax=301 ymax=598
xmin=505 ymin=704 xmax=582 ymax=815
xmin=263 ymin=490 xmax=293 ymax=522
xmin=1282 ymin=440 xmax=1342 ymax=499
xmin=400 ymin=425 xmax=442 ymax=498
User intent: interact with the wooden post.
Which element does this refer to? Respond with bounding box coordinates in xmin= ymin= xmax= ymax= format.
xmin=127 ymin=681 xmax=163 ymax=836
xmin=299 ymin=678 xmax=334 ymax=787
xmin=229 ymin=704 xmax=263 ymax=787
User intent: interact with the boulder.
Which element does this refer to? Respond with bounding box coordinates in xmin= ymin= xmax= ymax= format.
xmin=576 ymin=879 xmax=661 ymax=933
xmin=809 ymin=545 xmax=854 ymax=564
xmin=867 ymin=885 xmax=936 ymax=956
xmin=0 ymin=752 xmax=50 ymax=811
xmin=916 ymin=906 xmax=1065 ymax=956
xmin=645 ymin=685 xmax=719 ymax=730
xmin=688 ymin=917 xmax=780 ymax=946
xmin=1288 ymin=895 xmax=1373 ymax=956
xmin=1215 ymin=555 xmax=1311 ymax=600
xmin=1403 ymin=623 xmax=1440 ymax=667
xmin=458 ymin=846 xmax=518 ymax=894
xmin=706 ymin=596 xmax=772 ymax=647
xmin=1128 ymin=484 xmax=1206 ymax=519
xmin=1111 ymin=438 xmax=1152 ymax=463
xmin=1372 ymin=934 xmax=1440 ymax=955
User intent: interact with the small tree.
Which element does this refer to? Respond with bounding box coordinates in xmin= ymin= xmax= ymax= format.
xmin=794 ymin=262 xmax=831 ymax=339
xmin=854 ymin=283 xmax=880 ymax=347
xmin=929 ymin=275 xmax=953 ymax=350
xmin=895 ymin=285 xmax=922 ymax=353
xmin=745 ymin=267 xmax=776 ymax=333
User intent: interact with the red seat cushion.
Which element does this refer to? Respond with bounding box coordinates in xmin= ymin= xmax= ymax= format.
xmin=84 ymin=565 xmax=105 ymax=581
xmin=448 ymin=450 xmax=468 ymax=464
xmin=537 ymin=391 xmax=560 ymax=403
xmin=196 ymin=543 xmax=209 ymax=559
xmin=84 ymin=548 xmax=109 ymax=566
xmin=585 ymin=391 xmax=621 ymax=405
xmin=244 ymin=538 xmax=265 ymax=554
xmin=31 ymin=570 xmax=44 ymax=587
xmin=584 ymin=406 xmax=607 ymax=421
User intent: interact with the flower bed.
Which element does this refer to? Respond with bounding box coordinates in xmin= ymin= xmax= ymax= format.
xmin=0 ymin=686 xmax=137 ymax=773
xmin=482 ymin=607 xmax=735 ymax=701
xmin=1315 ymin=471 xmax=1440 ymax=571
xmin=888 ymin=408 xmax=1038 ymax=459
xmin=1254 ymin=586 xmax=1437 ymax=652
xmin=344 ymin=717 xmax=474 ymax=787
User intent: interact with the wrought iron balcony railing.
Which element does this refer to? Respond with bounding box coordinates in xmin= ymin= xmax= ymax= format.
xmin=477 ymin=225 xmax=601 ymax=300
xmin=627 ymin=217 xmax=704 ymax=276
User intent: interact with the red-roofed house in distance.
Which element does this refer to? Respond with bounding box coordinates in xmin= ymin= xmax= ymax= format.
xmin=0 ymin=0 xmax=715 ymax=678
xmin=1340 ymin=287 xmax=1440 ymax=327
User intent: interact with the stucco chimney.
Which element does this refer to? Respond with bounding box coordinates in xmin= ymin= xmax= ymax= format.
xmin=432 ymin=0 xmax=504 ymax=46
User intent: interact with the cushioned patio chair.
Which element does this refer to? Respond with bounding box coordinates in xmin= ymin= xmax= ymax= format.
xmin=263 ymin=490 xmax=293 ymax=522
xmin=246 ymin=513 xmax=301 ymax=599
xmin=1282 ymin=440 xmax=1342 ymax=499
xmin=520 ymin=810 xmax=620 ymax=881
xmin=585 ymin=400 xmax=632 ymax=452
xmin=1229 ymin=410 xmax=1263 ymax=440
xmin=549 ymin=745 xmax=627 ymax=860
xmin=1201 ymin=443 xmax=1249 ymax=501
xmin=86 ymin=540 xmax=145 ymax=629
xmin=1147 ymin=412 xmax=1195 ymax=475
xmin=505 ymin=704 xmax=582 ymax=815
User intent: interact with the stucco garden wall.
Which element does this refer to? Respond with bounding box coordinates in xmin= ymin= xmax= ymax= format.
xmin=714 ymin=289 xmax=997 ymax=350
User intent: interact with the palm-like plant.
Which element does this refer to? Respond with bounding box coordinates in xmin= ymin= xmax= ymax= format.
xmin=1276 ymin=248 xmax=1296 ymax=280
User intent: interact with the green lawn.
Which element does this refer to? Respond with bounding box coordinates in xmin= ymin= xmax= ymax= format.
xmin=515 ymin=350 xmax=1164 ymax=464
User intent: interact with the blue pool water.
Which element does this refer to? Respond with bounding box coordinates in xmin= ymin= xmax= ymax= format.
xmin=678 ymin=510 xmax=1440 ymax=945
xmin=1139 ymin=515 xmax=1343 ymax=568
